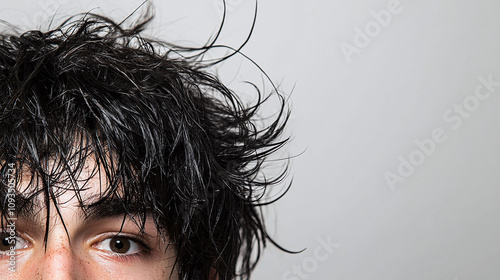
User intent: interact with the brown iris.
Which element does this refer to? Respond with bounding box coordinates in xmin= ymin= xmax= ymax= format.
xmin=109 ymin=236 xmax=130 ymax=254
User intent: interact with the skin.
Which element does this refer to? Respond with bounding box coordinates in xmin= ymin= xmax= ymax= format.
xmin=0 ymin=159 xmax=179 ymax=280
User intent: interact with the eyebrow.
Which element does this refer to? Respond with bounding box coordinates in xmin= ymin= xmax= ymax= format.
xmin=0 ymin=189 xmax=152 ymax=228
xmin=82 ymin=196 xmax=151 ymax=223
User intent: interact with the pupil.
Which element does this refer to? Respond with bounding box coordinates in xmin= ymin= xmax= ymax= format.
xmin=115 ymin=240 xmax=123 ymax=249
xmin=110 ymin=237 xmax=130 ymax=253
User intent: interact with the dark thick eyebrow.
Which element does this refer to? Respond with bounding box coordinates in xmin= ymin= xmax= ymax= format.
xmin=80 ymin=197 xmax=156 ymax=237
xmin=82 ymin=196 xmax=144 ymax=221
xmin=1 ymin=187 xmax=151 ymax=229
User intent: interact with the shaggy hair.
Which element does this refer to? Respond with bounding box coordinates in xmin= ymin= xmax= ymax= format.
xmin=0 ymin=10 xmax=290 ymax=280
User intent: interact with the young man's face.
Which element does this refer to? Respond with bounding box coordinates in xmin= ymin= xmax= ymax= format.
xmin=0 ymin=159 xmax=178 ymax=279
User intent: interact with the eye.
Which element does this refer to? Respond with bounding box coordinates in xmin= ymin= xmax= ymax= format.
xmin=94 ymin=235 xmax=143 ymax=255
xmin=0 ymin=231 xmax=29 ymax=252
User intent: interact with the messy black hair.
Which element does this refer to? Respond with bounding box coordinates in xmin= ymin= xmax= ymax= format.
xmin=0 ymin=7 xmax=290 ymax=280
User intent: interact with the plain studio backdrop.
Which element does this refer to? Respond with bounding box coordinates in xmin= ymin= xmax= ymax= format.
xmin=2 ymin=1 xmax=500 ymax=279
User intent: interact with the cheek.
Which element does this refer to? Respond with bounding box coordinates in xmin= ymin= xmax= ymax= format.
xmin=0 ymin=254 xmax=160 ymax=280
xmin=0 ymin=255 xmax=176 ymax=280
xmin=1 ymin=255 xmax=101 ymax=280
xmin=88 ymin=258 xmax=177 ymax=280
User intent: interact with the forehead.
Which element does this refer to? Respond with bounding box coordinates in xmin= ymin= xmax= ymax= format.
xmin=18 ymin=155 xmax=107 ymax=193
xmin=1 ymin=155 xmax=125 ymax=215
xmin=0 ymin=157 xmax=158 ymax=234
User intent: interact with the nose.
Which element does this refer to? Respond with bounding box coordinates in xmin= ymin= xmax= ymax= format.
xmin=39 ymin=236 xmax=79 ymax=280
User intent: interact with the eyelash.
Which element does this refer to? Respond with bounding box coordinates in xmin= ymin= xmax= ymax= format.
xmin=113 ymin=251 xmax=143 ymax=261
xmin=94 ymin=234 xmax=151 ymax=261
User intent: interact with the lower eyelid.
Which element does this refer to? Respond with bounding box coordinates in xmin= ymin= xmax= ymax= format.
xmin=113 ymin=252 xmax=146 ymax=261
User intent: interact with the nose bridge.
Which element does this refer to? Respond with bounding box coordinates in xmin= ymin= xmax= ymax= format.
xmin=40 ymin=230 xmax=76 ymax=279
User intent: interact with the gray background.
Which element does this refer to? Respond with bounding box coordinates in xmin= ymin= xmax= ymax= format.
xmin=2 ymin=0 xmax=500 ymax=279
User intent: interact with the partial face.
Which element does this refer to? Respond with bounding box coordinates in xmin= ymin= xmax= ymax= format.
xmin=0 ymin=159 xmax=178 ymax=280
